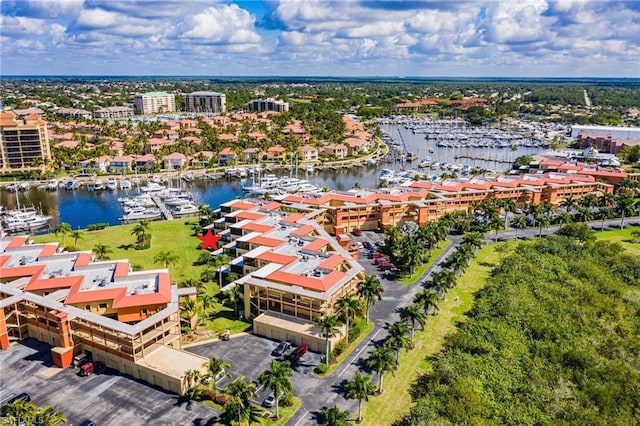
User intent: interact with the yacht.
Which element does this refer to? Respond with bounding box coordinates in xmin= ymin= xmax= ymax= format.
xmin=46 ymin=179 xmax=59 ymax=191
xmin=120 ymin=208 xmax=161 ymax=222
xmin=120 ymin=180 xmax=132 ymax=190
xmin=89 ymin=180 xmax=105 ymax=191
xmin=5 ymin=182 xmax=19 ymax=192
xmin=106 ymin=178 xmax=118 ymax=191
xmin=173 ymin=203 xmax=199 ymax=216
xmin=181 ymin=174 xmax=195 ymax=182
xmin=243 ymin=174 xmax=281 ymax=193
xmin=304 ymin=165 xmax=314 ymax=174
xmin=141 ymin=182 xmax=166 ymax=193
xmin=64 ymin=180 xmax=76 ymax=190
xmin=164 ymin=197 xmax=193 ymax=207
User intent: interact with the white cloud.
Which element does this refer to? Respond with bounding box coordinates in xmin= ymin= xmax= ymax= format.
xmin=179 ymin=4 xmax=260 ymax=44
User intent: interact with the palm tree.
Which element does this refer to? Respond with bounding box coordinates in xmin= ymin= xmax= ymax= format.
xmin=131 ymin=219 xmax=150 ymax=248
xmin=462 ymin=231 xmax=484 ymax=254
xmin=225 ymin=376 xmax=257 ymax=425
xmin=358 ymin=274 xmax=383 ymax=325
xmin=511 ymin=215 xmax=527 ymax=239
xmin=2 ymin=401 xmax=67 ymax=426
xmin=554 ymin=211 xmax=573 ymax=225
xmin=336 ymin=293 xmax=362 ymax=344
xmin=153 ymin=250 xmax=179 ymax=268
xmin=55 ymin=222 xmax=72 ymax=246
xmin=207 ymin=357 xmax=231 ymax=392
xmin=258 ymin=360 xmax=293 ymax=419
xmin=615 ymin=194 xmax=636 ymax=228
xmin=212 ymin=253 xmax=231 ymax=288
xmin=367 ymin=344 xmax=398 ymax=394
xmin=580 ymin=193 xmax=598 ymax=209
xmin=413 ymin=289 xmax=438 ymax=316
xmin=223 ymin=284 xmax=243 ymax=318
xmin=599 ymin=192 xmax=616 ymax=209
xmin=183 ymin=369 xmax=203 ymax=400
xmin=501 ymin=197 xmax=517 ymax=226
xmin=70 ymin=230 xmax=83 ymax=249
xmin=315 ymin=314 xmax=341 ymax=366
xmin=597 ymin=206 xmax=615 ymax=231
xmin=321 ymin=404 xmax=351 ymax=426
xmin=400 ymin=304 xmax=427 ymax=338
xmin=444 ymin=250 xmax=467 ymax=276
xmin=489 ymin=216 xmax=505 ymax=242
xmin=560 ymin=195 xmax=578 ymax=212
xmin=575 ymin=207 xmax=594 ymax=223
xmin=36 ymin=404 xmax=68 ymax=426
xmin=528 ymin=203 xmax=541 ymax=227
xmin=387 ymin=321 xmax=414 ymax=361
xmin=344 ymin=371 xmax=376 ymax=423
xmin=92 ymin=243 xmax=111 ymax=260
xmin=536 ymin=214 xmax=551 ymax=237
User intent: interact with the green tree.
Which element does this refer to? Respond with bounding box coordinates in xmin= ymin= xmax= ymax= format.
xmin=92 ymin=243 xmax=111 ymax=260
xmin=413 ymin=289 xmax=439 ymax=317
xmin=511 ymin=215 xmax=527 ymax=239
xmin=131 ymin=219 xmax=150 ymax=248
xmin=615 ymin=194 xmax=637 ymax=228
xmin=212 ymin=253 xmax=231 ymax=288
xmin=536 ymin=214 xmax=551 ymax=237
xmin=70 ymin=230 xmax=83 ymax=249
xmin=180 ymin=297 xmax=200 ymax=331
xmin=336 ymin=293 xmax=362 ymax=344
xmin=320 ymin=404 xmax=351 ymax=426
xmin=224 ymin=376 xmax=257 ymax=425
xmin=223 ymin=284 xmax=243 ymax=318
xmin=315 ymin=313 xmax=341 ymax=366
xmin=183 ymin=369 xmax=203 ymax=400
xmin=1 ymin=401 xmax=67 ymax=426
xmin=387 ymin=321 xmax=414 ymax=361
xmin=153 ymin=250 xmax=179 ymax=268
xmin=400 ymin=304 xmax=427 ymax=338
xmin=344 ymin=372 xmax=376 ymax=423
xmin=358 ymin=274 xmax=383 ymax=325
xmin=489 ymin=216 xmax=505 ymax=242
xmin=207 ymin=357 xmax=231 ymax=392
xmin=258 ymin=360 xmax=293 ymax=419
xmin=55 ymin=222 xmax=72 ymax=246
xmin=367 ymin=344 xmax=398 ymax=394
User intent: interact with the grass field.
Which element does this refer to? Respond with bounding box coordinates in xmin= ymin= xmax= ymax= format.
xmin=595 ymin=224 xmax=640 ymax=256
xmin=32 ymin=218 xmax=208 ymax=283
xmin=360 ymin=241 xmax=517 ymax=426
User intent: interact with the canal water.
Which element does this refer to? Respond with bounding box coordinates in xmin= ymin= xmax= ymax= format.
xmin=1 ymin=123 xmax=546 ymax=231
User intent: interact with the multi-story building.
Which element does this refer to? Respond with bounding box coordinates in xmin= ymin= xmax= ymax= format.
xmin=94 ymin=106 xmax=134 ymax=119
xmin=0 ymin=112 xmax=52 ymax=173
xmin=134 ymin=92 xmax=176 ymax=115
xmin=0 ymin=236 xmax=207 ymax=396
xmin=185 ymin=92 xmax=226 ymax=114
xmin=211 ymin=200 xmax=364 ymax=352
xmin=248 ymin=98 xmax=289 ymax=113
xmin=54 ymin=107 xmax=93 ymax=120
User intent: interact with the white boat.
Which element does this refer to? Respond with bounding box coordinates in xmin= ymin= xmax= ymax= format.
xmin=164 ymin=197 xmax=193 ymax=207
xmin=120 ymin=180 xmax=132 ymax=190
xmin=304 ymin=166 xmax=314 ymax=174
xmin=5 ymin=182 xmax=19 ymax=192
xmin=106 ymin=178 xmax=118 ymax=191
xmin=46 ymin=179 xmax=59 ymax=191
xmin=365 ymin=158 xmax=377 ymax=166
xmin=141 ymin=182 xmax=166 ymax=193
xmin=120 ymin=208 xmax=161 ymax=221
xmin=181 ymin=174 xmax=194 ymax=182
xmin=89 ymin=180 xmax=105 ymax=191
xmin=243 ymin=174 xmax=281 ymax=193
xmin=173 ymin=203 xmax=199 ymax=216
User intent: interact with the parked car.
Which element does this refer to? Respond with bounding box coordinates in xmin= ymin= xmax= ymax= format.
xmin=262 ymin=393 xmax=276 ymax=408
xmin=4 ymin=393 xmax=30 ymax=406
xmin=351 ymin=228 xmax=362 ymax=236
xmin=71 ymin=353 xmax=88 ymax=368
xmin=378 ymin=261 xmax=395 ymax=271
xmin=363 ymin=241 xmax=373 ymax=250
xmin=78 ymin=421 xmax=96 ymax=426
xmin=79 ymin=361 xmax=104 ymax=376
xmin=286 ymin=344 xmax=308 ymax=362
xmin=375 ymin=240 xmax=386 ymax=247
xmin=271 ymin=341 xmax=291 ymax=357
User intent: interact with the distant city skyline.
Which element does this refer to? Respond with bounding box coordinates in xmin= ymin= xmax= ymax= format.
xmin=1 ymin=0 xmax=639 ymax=78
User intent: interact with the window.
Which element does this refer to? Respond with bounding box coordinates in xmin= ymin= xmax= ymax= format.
xmin=141 ymin=308 xmax=148 ymax=315
xmin=85 ymin=305 xmax=91 ymax=311
xmin=98 ymin=303 xmax=108 ymax=309
xmin=43 ymin=292 xmax=49 ymax=296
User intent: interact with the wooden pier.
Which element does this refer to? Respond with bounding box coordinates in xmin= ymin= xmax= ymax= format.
xmin=151 ymin=195 xmax=174 ymax=220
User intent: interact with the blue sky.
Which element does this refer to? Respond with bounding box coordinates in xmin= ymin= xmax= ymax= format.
xmin=1 ymin=0 xmax=639 ymax=77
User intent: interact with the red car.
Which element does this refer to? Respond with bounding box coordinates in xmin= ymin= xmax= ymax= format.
xmin=351 ymin=228 xmax=362 ymax=236
xmin=286 ymin=345 xmax=308 ymax=362
xmin=378 ymin=261 xmax=395 ymax=271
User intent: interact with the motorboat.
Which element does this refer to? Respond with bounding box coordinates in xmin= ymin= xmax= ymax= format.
xmin=106 ymin=178 xmax=118 ymax=191
xmin=120 ymin=180 xmax=132 ymax=190
xmin=164 ymin=197 xmax=193 ymax=207
xmin=46 ymin=179 xmax=59 ymax=191
xmin=141 ymin=182 xmax=166 ymax=193
xmin=181 ymin=174 xmax=195 ymax=182
xmin=5 ymin=182 xmax=19 ymax=192
xmin=89 ymin=180 xmax=105 ymax=191
xmin=173 ymin=203 xmax=199 ymax=216
xmin=120 ymin=208 xmax=161 ymax=221
xmin=64 ymin=180 xmax=76 ymax=190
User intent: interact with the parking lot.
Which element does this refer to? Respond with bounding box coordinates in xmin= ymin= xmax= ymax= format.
xmin=0 ymin=339 xmax=218 ymax=426
xmin=185 ymin=333 xmax=323 ymax=407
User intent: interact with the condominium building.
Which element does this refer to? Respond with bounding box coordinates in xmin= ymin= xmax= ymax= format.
xmin=248 ymin=98 xmax=289 ymax=113
xmin=211 ymin=200 xmax=364 ymax=352
xmin=0 ymin=111 xmax=52 ymax=173
xmin=0 ymin=236 xmax=207 ymax=396
xmin=185 ymin=92 xmax=226 ymax=114
xmin=94 ymin=106 xmax=134 ymax=119
xmin=134 ymin=92 xmax=176 ymax=115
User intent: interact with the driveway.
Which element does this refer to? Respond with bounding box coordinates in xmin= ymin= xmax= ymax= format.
xmin=0 ymin=338 xmax=218 ymax=426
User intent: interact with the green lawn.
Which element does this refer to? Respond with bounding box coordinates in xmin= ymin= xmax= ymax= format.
xmin=32 ymin=218 xmax=208 ymax=283
xmin=199 ymin=395 xmax=301 ymax=426
xmin=595 ymin=224 xmax=640 ymax=256
xmin=398 ymin=240 xmax=452 ymax=285
xmin=361 ymin=241 xmax=517 ymax=426
xmin=313 ymin=320 xmax=375 ymax=378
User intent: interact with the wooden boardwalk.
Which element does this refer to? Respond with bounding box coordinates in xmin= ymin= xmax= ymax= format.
xmin=151 ymin=195 xmax=174 ymax=220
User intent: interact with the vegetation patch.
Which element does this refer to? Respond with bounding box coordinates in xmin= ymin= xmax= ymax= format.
xmin=313 ymin=320 xmax=375 ymax=378
xmin=397 ymin=240 xmax=451 ymax=285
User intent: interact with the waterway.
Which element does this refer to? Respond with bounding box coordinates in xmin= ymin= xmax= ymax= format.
xmin=1 ymin=123 xmax=546 ymax=231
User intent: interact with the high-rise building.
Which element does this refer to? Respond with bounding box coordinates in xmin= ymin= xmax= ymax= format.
xmin=247 ymin=98 xmax=289 ymax=113
xmin=185 ymin=92 xmax=226 ymax=114
xmin=0 ymin=111 xmax=51 ymax=173
xmin=134 ymin=92 xmax=176 ymax=115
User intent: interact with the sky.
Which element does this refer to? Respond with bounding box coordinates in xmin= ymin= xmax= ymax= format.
xmin=1 ymin=0 xmax=639 ymax=77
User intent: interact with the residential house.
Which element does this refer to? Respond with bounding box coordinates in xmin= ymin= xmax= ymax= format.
xmin=79 ymin=156 xmax=110 ymax=173
xmin=321 ymin=144 xmax=348 ymax=159
xmin=144 ymin=138 xmax=171 ymax=154
xmin=190 ymin=151 xmax=215 ymax=168
xmin=298 ymin=145 xmax=319 ymax=162
xmin=163 ymin=152 xmax=187 ymax=170
xmin=109 ymin=155 xmax=135 ymax=173
xmin=266 ymin=145 xmax=287 ymax=163
xmin=242 ymin=147 xmax=262 ymax=163
xmin=218 ymin=147 xmax=237 ymax=165
xmin=134 ymin=154 xmax=156 ymax=171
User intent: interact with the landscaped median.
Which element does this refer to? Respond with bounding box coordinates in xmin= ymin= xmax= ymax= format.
xmin=313 ymin=319 xmax=375 ymax=378
xmin=360 ymin=241 xmax=516 ymax=426
xmin=397 ymin=240 xmax=452 ymax=285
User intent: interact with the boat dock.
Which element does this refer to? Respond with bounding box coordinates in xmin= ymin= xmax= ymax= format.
xmin=454 ymin=154 xmax=514 ymax=164
xmin=151 ymin=195 xmax=174 ymax=220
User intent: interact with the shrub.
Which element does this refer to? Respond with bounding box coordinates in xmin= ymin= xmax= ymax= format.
xmin=213 ymin=393 xmax=229 ymax=406
xmin=331 ymin=339 xmax=348 ymax=359
xmin=314 ymin=363 xmax=328 ymax=375
xmin=201 ymin=390 xmax=215 ymax=401
xmin=87 ymin=223 xmax=107 ymax=231
xmin=280 ymin=391 xmax=294 ymax=407
xmin=348 ymin=320 xmax=364 ymax=342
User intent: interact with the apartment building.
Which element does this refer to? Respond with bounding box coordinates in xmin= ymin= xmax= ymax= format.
xmin=0 ymin=112 xmax=52 ymax=173
xmin=185 ymin=92 xmax=226 ymax=114
xmin=0 ymin=236 xmax=207 ymax=396
xmin=248 ymin=98 xmax=289 ymax=113
xmin=211 ymin=200 xmax=364 ymax=352
xmin=134 ymin=92 xmax=176 ymax=115
xmin=94 ymin=106 xmax=134 ymax=119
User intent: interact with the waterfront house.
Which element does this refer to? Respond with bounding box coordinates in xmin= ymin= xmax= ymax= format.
xmin=134 ymin=154 xmax=157 ymax=171
xmin=163 ymin=152 xmax=187 ymax=170
xmin=79 ymin=155 xmax=110 ymax=173
xmin=144 ymin=138 xmax=171 ymax=154
xmin=189 ymin=151 xmax=215 ymax=168
xmin=266 ymin=145 xmax=287 ymax=163
xmin=242 ymin=147 xmax=262 ymax=163
xmin=321 ymin=143 xmax=348 ymax=159
xmin=218 ymin=147 xmax=237 ymax=165
xmin=298 ymin=145 xmax=319 ymax=162
xmin=109 ymin=155 xmax=135 ymax=173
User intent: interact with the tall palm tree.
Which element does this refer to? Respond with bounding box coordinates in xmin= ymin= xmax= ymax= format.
xmin=575 ymin=207 xmax=594 ymax=223
xmin=336 ymin=293 xmax=361 ymax=344
xmin=560 ymin=195 xmax=578 ymax=212
xmin=207 ymin=357 xmax=231 ymax=392
xmin=358 ymin=274 xmax=383 ymax=325
xmin=212 ymin=253 xmax=231 ymax=288
xmin=554 ymin=211 xmax=573 ymax=226
xmin=462 ymin=231 xmax=484 ymax=253
xmin=413 ymin=289 xmax=438 ymax=316
xmin=444 ymin=250 xmax=467 ymax=276
xmin=180 ymin=297 xmax=200 ymax=330
xmin=599 ymin=192 xmax=616 ymax=209
xmin=536 ymin=214 xmax=551 ymax=237
xmin=400 ymin=304 xmax=427 ymax=338
xmin=501 ymin=197 xmax=517 ymax=226
xmin=580 ymin=193 xmax=598 ymax=209
xmin=35 ymin=404 xmax=68 ymax=426
xmin=321 ymin=404 xmax=351 ymax=426
xmin=489 ymin=216 xmax=505 ymax=242
xmin=528 ymin=203 xmax=541 ymax=227
xmin=344 ymin=371 xmax=376 ymax=423
xmin=511 ymin=215 xmax=527 ymax=239
xmin=597 ymin=206 xmax=615 ymax=231
xmin=315 ymin=313 xmax=341 ymax=366
xmin=225 ymin=376 xmax=257 ymax=425
xmin=70 ymin=230 xmax=83 ymax=249
xmin=55 ymin=222 xmax=72 ymax=246
xmin=131 ymin=219 xmax=150 ymax=248
xmin=615 ymin=194 xmax=636 ymax=228
xmin=183 ymin=369 xmax=203 ymax=400
xmin=387 ymin=321 xmax=414 ymax=361
xmin=258 ymin=360 xmax=293 ymax=419
xmin=153 ymin=250 xmax=179 ymax=268
xmin=367 ymin=344 xmax=398 ymax=394
xmin=92 ymin=243 xmax=111 ymax=261
xmin=223 ymin=284 xmax=243 ymax=318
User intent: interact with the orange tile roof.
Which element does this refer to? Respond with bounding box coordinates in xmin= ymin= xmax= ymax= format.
xmin=229 ymin=200 xmax=258 ymax=211
xmin=304 ymin=238 xmax=329 ymax=251
xmin=256 ymin=252 xmax=298 ymax=265
xmin=241 ymin=222 xmax=275 ymax=233
xmin=25 ymin=275 xmax=83 ymax=292
xmin=261 ymin=201 xmax=282 ymax=211
xmin=291 ymin=225 xmax=315 ymax=236
xmin=236 ymin=211 xmax=266 ymax=221
xmin=281 ymin=213 xmax=305 ymax=223
xmin=248 ymin=235 xmax=284 ymax=247
xmin=318 ymin=254 xmax=345 ymax=270
xmin=267 ymin=270 xmax=346 ymax=291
